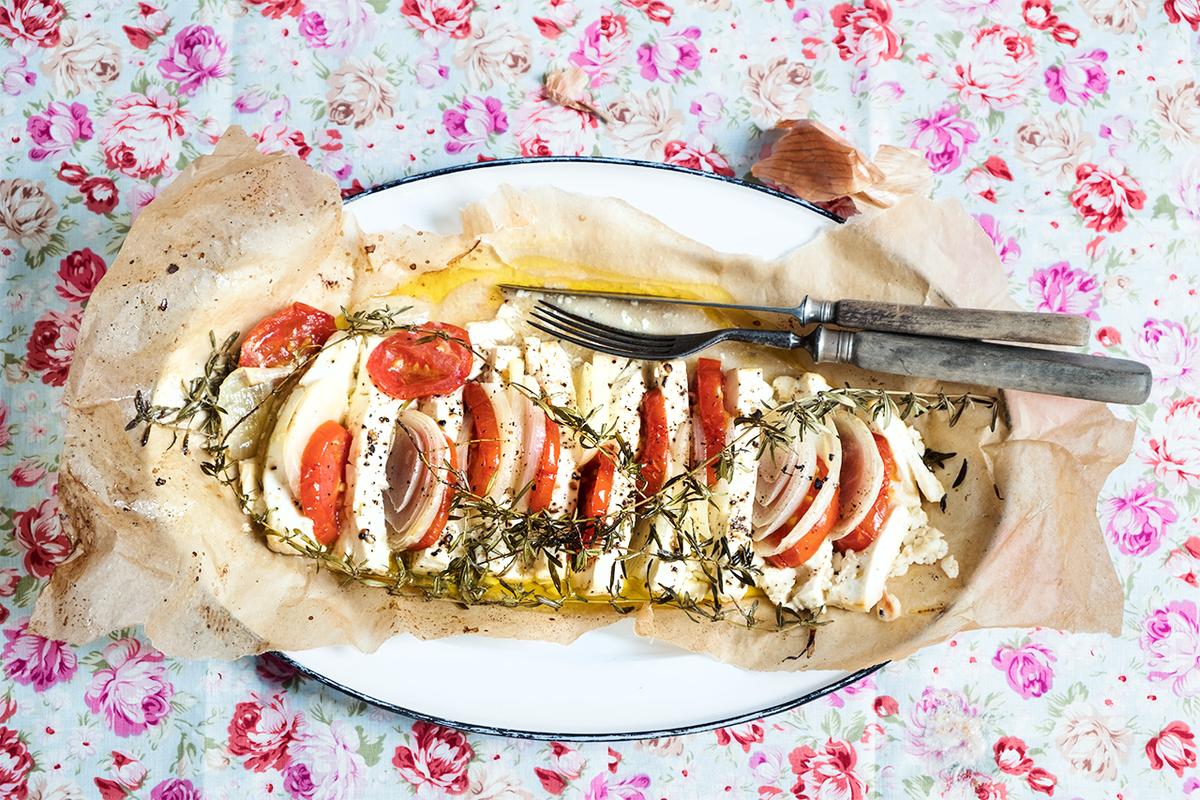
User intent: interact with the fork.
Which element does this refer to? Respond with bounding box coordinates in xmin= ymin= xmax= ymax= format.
xmin=528 ymin=300 xmax=1152 ymax=405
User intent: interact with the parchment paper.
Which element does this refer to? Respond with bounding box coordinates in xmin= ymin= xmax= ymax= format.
xmin=31 ymin=131 xmax=1131 ymax=670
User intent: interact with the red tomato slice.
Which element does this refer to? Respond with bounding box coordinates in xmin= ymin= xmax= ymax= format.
xmin=636 ymin=387 xmax=669 ymax=497
xmin=835 ymin=434 xmax=897 ymax=554
xmin=526 ymin=415 xmax=561 ymax=514
xmin=576 ymin=449 xmax=616 ymax=547
xmin=299 ymin=420 xmax=351 ymax=546
xmin=463 ymin=381 xmax=500 ymax=495
xmin=239 ymin=302 xmax=337 ymax=368
xmin=763 ymin=460 xmax=841 ymax=568
xmin=694 ymin=357 xmax=727 ymax=486
xmin=367 ymin=322 xmax=473 ymax=400
xmin=409 ymin=436 xmax=458 ymax=551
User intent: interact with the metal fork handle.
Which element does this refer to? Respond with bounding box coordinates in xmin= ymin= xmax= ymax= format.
xmin=824 ymin=299 xmax=1090 ymax=347
xmin=814 ymin=329 xmax=1151 ymax=405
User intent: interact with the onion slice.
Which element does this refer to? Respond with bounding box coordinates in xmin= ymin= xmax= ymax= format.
xmin=477 ymin=382 xmax=520 ymax=501
xmin=384 ymin=410 xmax=452 ymax=550
xmin=828 ymin=411 xmax=885 ymax=540
xmin=758 ymin=429 xmax=842 ymax=557
xmin=753 ymin=429 xmax=818 ymax=535
xmin=511 ymin=389 xmax=548 ymax=512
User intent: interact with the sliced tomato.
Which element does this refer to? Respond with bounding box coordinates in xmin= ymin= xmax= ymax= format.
xmin=462 ymin=381 xmax=500 ymax=496
xmin=576 ymin=449 xmax=616 ymax=547
xmin=239 ymin=302 xmax=337 ymax=368
xmin=526 ymin=415 xmax=561 ymax=514
xmin=299 ymin=420 xmax=351 ymax=546
xmin=367 ymin=322 xmax=473 ymax=400
xmin=636 ymin=387 xmax=669 ymax=497
xmin=409 ymin=435 xmax=458 ymax=551
xmin=835 ymin=434 xmax=897 ymax=554
xmin=693 ymin=357 xmax=727 ymax=486
xmin=763 ymin=461 xmax=841 ymax=568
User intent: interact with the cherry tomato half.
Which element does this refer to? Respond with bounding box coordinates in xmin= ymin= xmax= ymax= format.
xmin=763 ymin=460 xmax=841 ymax=568
xmin=835 ymin=434 xmax=897 ymax=554
xmin=526 ymin=415 xmax=561 ymax=514
xmin=367 ymin=322 xmax=472 ymax=400
xmin=239 ymin=302 xmax=337 ymax=368
xmin=463 ymin=381 xmax=500 ymax=496
xmin=576 ymin=449 xmax=616 ymax=547
xmin=636 ymin=388 xmax=669 ymax=497
xmin=693 ymin=357 xmax=727 ymax=487
xmin=299 ymin=420 xmax=351 ymax=546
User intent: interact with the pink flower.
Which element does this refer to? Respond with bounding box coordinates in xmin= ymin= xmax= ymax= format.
xmin=256 ymin=653 xmax=298 ymax=684
xmin=993 ymin=641 xmax=1056 ymax=698
xmin=1026 ymin=766 xmax=1056 ymax=795
xmin=1 ymin=54 xmax=35 ymax=95
xmin=536 ymin=768 xmax=568 ymax=795
xmin=26 ymin=101 xmax=92 ymax=161
xmin=748 ymin=748 xmax=787 ymax=784
xmin=715 ymin=722 xmax=765 ymax=752
xmin=826 ymin=676 xmax=875 ymax=708
xmin=1103 ymin=480 xmax=1177 ymax=556
xmin=1135 ymin=318 xmax=1200 ymax=391
xmin=994 ymin=736 xmax=1033 ymax=775
xmin=1142 ymin=599 xmax=1200 ymax=697
xmin=513 ymin=93 xmax=598 ymax=157
xmin=100 ymin=88 xmax=192 ymax=179
xmin=442 ymin=95 xmax=507 ymax=154
xmin=253 ymin=123 xmax=311 ymax=160
xmin=0 ymin=0 xmax=64 ymax=48
xmin=79 ymin=176 xmax=118 ymax=215
xmin=945 ymin=24 xmax=1038 ymax=113
xmin=1147 ymin=720 xmax=1197 ymax=776
xmin=935 ymin=769 xmax=1007 ymax=800
xmin=228 ymin=692 xmax=304 ymax=772
xmin=1165 ymin=0 xmax=1200 ymax=30
xmin=568 ymin=12 xmax=630 ymax=86
xmin=1166 ymin=537 xmax=1200 ymax=587
xmin=830 ymin=0 xmax=901 ymax=67
xmin=392 ymin=721 xmax=474 ymax=794
xmin=415 ymin=48 xmax=449 ymax=88
xmin=9 ymin=458 xmax=44 ymax=487
xmin=150 ymin=778 xmax=200 ymax=800
xmin=549 ymin=741 xmax=584 ymax=779
xmin=157 ymin=24 xmax=229 ymax=96
xmin=400 ymin=0 xmax=473 ymax=40
xmin=2 ymin=620 xmax=77 ymax=691
xmin=24 ymin=305 xmax=80 ymax=387
xmin=56 ymin=247 xmax=106 ymax=303
xmin=636 ymin=27 xmax=701 ymax=83
xmin=1045 ymin=49 xmax=1109 ymax=106
xmin=110 ymin=751 xmax=147 ymax=790
xmin=583 ymin=772 xmax=651 ymax=800
xmin=874 ymin=696 xmax=899 ymax=717
xmin=910 ymin=104 xmax=979 ymax=174
xmin=14 ymin=498 xmax=71 ymax=577
xmin=0 ymin=726 xmax=32 ymax=800
xmin=906 ymin=688 xmax=983 ymax=764
xmin=788 ymin=739 xmax=867 ymax=800
xmin=299 ymin=0 xmax=372 ymax=54
xmin=1070 ymin=161 xmax=1146 ymax=233
xmin=286 ymin=721 xmax=364 ymax=800
xmin=1144 ymin=397 xmax=1200 ymax=491
xmin=973 ymin=213 xmax=1020 ymax=265
xmin=1028 ymin=261 xmax=1100 ymax=319
xmin=84 ymin=637 xmax=175 ymax=737
xmin=0 ymin=570 xmax=18 ymax=598
xmin=662 ymin=137 xmax=733 ymax=176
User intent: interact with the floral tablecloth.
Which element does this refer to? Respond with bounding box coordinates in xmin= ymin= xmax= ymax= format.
xmin=1 ymin=0 xmax=1198 ymax=797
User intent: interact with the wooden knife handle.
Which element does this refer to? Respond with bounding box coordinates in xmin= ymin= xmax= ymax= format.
xmin=822 ymin=330 xmax=1152 ymax=405
xmin=833 ymin=299 xmax=1090 ymax=347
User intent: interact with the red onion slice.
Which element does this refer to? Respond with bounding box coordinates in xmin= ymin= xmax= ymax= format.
xmin=753 ymin=432 xmax=817 ymax=535
xmin=758 ymin=429 xmax=842 ymax=557
xmin=512 ymin=390 xmax=547 ymax=512
xmin=829 ymin=412 xmax=885 ymax=540
xmin=385 ymin=410 xmax=451 ymax=549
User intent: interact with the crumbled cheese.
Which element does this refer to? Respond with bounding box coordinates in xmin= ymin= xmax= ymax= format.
xmin=890 ymin=513 xmax=948 ymax=578
xmin=941 ymin=554 xmax=960 ymax=579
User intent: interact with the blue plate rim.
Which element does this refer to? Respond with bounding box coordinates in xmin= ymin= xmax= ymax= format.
xmin=278 ymin=155 xmax=877 ymax=742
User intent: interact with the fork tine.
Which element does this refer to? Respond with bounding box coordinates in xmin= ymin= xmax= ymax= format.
xmin=527 ymin=319 xmax=656 ymax=360
xmin=530 ymin=305 xmax=677 ymax=355
xmin=535 ymin=300 xmax=675 ymax=346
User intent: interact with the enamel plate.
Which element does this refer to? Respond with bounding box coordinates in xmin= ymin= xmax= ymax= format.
xmin=279 ymin=158 xmax=880 ymax=740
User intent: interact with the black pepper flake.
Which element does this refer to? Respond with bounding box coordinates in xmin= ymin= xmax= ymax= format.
xmin=166 ymin=263 xmax=179 ymax=274
xmin=951 ymin=459 xmax=968 ymax=489
xmin=158 ymin=299 xmax=168 ymax=311
xmin=155 ymin=477 xmax=166 ymax=486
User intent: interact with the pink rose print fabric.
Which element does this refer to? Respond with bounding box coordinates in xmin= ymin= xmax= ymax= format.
xmin=1 ymin=0 xmax=1196 ymax=796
